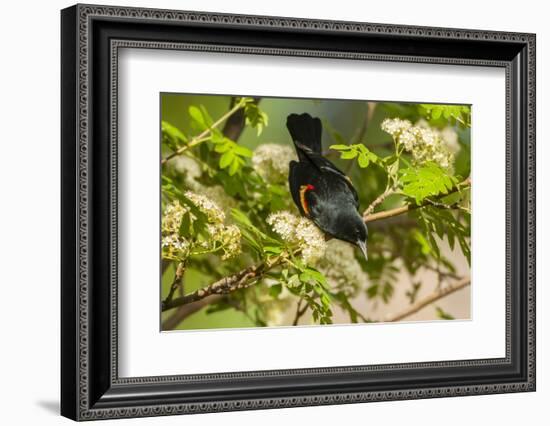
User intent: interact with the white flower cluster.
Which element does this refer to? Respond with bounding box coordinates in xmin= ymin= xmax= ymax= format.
xmin=267 ymin=211 xmax=327 ymax=265
xmin=316 ymin=240 xmax=369 ymax=295
xmin=439 ymin=125 xmax=461 ymax=154
xmin=380 ymin=117 xmax=413 ymax=136
xmin=381 ymin=118 xmax=459 ymax=171
xmin=257 ymin=279 xmax=293 ymax=327
xmin=185 ymin=191 xmax=225 ymax=224
xmin=171 ymin=155 xmax=202 ymax=181
xmin=252 ymin=143 xmax=297 ymax=184
xmin=201 ymin=185 xmax=238 ymax=213
xmin=170 ymin=155 xmax=237 ymax=214
xmin=161 ymin=191 xmax=241 ymax=261
xmin=161 ymin=202 xmax=191 ymax=260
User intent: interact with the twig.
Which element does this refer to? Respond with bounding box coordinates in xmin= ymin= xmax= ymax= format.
xmin=423 ymin=263 xmax=461 ymax=281
xmin=363 ymin=185 xmax=397 ymax=218
xmin=161 ymin=100 xmax=246 ymax=166
xmin=162 ymin=261 xmax=186 ymax=309
xmin=292 ymin=298 xmax=309 ymax=326
xmin=386 ymin=277 xmax=471 ymax=322
xmin=424 ymin=198 xmax=470 ymax=214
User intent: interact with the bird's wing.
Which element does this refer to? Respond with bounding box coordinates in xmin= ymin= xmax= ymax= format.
xmin=288 ymin=161 xmax=304 ymax=214
xmin=303 ymin=152 xmax=359 ymax=208
xmin=289 ymin=159 xmax=359 ymax=225
xmin=289 ymin=160 xmax=321 ymax=217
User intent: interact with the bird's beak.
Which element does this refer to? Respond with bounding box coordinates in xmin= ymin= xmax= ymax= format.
xmin=357 ymin=239 xmax=368 ymax=261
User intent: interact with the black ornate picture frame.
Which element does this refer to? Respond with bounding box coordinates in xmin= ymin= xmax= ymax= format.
xmin=61 ymin=4 xmax=536 ymax=421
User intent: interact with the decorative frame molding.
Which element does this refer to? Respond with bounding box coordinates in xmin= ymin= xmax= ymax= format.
xmin=61 ymin=4 xmax=535 ymax=420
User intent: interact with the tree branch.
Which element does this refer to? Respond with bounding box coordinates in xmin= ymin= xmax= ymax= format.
xmin=386 ymin=276 xmax=471 ymax=322
xmin=364 ymin=177 xmax=471 ymax=223
xmin=162 ymin=294 xmax=222 ymax=330
xmin=162 ymin=264 xmax=262 ymax=311
xmin=363 ymin=185 xmax=397 ymax=218
xmin=161 ymin=256 xmax=285 ymax=311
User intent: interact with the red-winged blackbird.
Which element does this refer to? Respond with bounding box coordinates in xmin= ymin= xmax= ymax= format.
xmin=287 ymin=113 xmax=369 ymax=260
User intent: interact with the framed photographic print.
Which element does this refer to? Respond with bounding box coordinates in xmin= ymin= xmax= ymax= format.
xmin=61 ymin=4 xmax=536 ymax=421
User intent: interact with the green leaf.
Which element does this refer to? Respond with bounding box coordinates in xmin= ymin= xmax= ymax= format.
xmin=188 ymin=106 xmax=206 ymax=129
xmin=263 ymin=245 xmax=283 ymax=254
xmin=214 ymin=139 xmax=250 ymax=175
xmin=386 ymin=158 xmax=400 ymax=177
xmin=231 ymin=209 xmax=253 ymax=227
xmin=244 ymin=102 xmax=269 ymax=136
xmin=436 ymin=306 xmax=455 ymax=320
xmin=400 ymin=162 xmax=458 ymax=205
xmin=333 ymin=292 xmax=361 ymax=323
xmin=419 ymin=206 xmax=470 ymax=264
xmin=334 ymin=143 xmax=381 ymax=170
xmin=161 ymin=121 xmax=187 ymax=151
xmin=382 ymin=282 xmax=394 ymax=303
xmin=406 ymin=282 xmax=422 ymax=304
xmin=357 ymin=153 xmax=370 ymax=168
xmin=268 ymin=284 xmax=283 ymax=299
xmin=178 ymin=211 xmax=192 ymax=238
xmin=268 ymin=185 xmax=287 ymax=196
xmin=302 ymin=267 xmax=327 ymax=285
xmin=162 ymin=121 xmax=187 ymax=142
xmin=412 ymin=229 xmax=431 ymax=255
xmin=205 ymin=301 xmax=233 ymax=315
xmin=367 ymin=284 xmax=379 ymax=299
xmin=366 ymin=281 xmax=394 ymax=304
xmin=419 ymin=104 xmax=471 ymax=128
xmin=214 ymin=143 xmax=230 ymax=153
xmin=230 ymin=208 xmax=280 ymax=252
xmin=329 ymin=144 xmax=351 ymax=151
xmin=239 ymin=228 xmax=262 ymax=255
xmin=228 ymin=158 xmax=240 ymax=176
xmin=199 ymin=105 xmax=214 ymax=127
xmin=341 ymin=150 xmax=358 ymax=159
xmin=219 ymin=151 xmax=234 ymax=169
xmin=210 ymin=131 xmax=225 ymax=144
xmin=431 ymin=108 xmax=442 ymax=119
xmin=233 ymin=145 xmax=253 ymax=158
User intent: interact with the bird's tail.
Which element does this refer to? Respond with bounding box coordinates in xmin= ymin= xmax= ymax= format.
xmin=286 ymin=113 xmax=323 ymax=154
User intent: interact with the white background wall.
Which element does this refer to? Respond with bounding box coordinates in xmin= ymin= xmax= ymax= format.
xmin=0 ymin=0 xmax=546 ymax=424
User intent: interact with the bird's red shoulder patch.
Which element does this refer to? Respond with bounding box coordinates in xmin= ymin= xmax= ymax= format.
xmin=299 ymin=184 xmax=315 ymax=216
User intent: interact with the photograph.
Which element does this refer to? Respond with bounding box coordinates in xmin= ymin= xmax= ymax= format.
xmin=160 ymin=94 xmax=472 ymax=331
xmin=56 ymin=3 xmax=537 ymax=420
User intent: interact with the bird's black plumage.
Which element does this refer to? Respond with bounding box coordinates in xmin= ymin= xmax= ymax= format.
xmin=286 ymin=113 xmax=369 ymax=259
